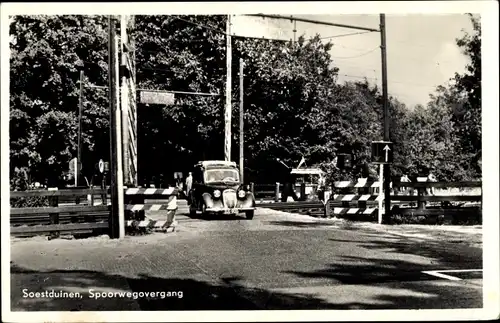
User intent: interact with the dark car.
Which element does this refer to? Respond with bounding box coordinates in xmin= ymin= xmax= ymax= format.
xmin=187 ymin=160 xmax=255 ymax=219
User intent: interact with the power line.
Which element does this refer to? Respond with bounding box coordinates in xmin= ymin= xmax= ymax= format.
xmin=340 ymin=74 xmax=445 ymax=89
xmin=320 ymin=31 xmax=374 ymax=40
xmin=172 ymin=16 xmax=227 ymax=36
xmin=245 ymin=14 xmax=379 ymax=32
xmin=332 ymin=47 xmax=379 ymax=59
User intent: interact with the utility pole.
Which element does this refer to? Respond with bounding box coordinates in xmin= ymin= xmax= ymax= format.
xmin=77 ymin=70 xmax=84 ymax=187
xmin=292 ymin=16 xmax=297 ymax=43
xmin=108 ymin=17 xmax=125 ymax=239
xmin=380 ymin=13 xmax=391 ymax=224
xmin=224 ymin=14 xmax=232 ymax=161
xmin=120 ymin=15 xmax=130 ymax=187
xmin=239 ymin=58 xmax=244 ymax=182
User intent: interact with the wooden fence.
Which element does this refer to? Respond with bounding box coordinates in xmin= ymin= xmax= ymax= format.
xmin=10 ymin=187 xmax=109 ymax=238
xmin=10 ymin=186 xmax=180 ymax=237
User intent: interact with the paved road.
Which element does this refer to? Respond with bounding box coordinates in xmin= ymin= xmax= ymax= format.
xmin=10 ymin=200 xmax=482 ymax=311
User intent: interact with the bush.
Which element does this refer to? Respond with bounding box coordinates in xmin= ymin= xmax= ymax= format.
xmin=10 ymin=196 xmax=50 ymax=208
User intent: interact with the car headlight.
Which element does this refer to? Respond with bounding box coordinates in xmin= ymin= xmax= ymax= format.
xmin=238 ymin=190 xmax=246 ymax=198
xmin=213 ymin=190 xmax=221 ymax=198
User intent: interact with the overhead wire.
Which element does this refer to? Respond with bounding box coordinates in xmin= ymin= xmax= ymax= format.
xmin=331 ymin=47 xmax=379 ymax=59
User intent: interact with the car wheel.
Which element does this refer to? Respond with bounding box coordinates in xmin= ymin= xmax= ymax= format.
xmin=245 ymin=210 xmax=254 ymax=220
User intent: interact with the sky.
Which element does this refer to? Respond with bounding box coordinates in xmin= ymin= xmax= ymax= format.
xmin=231 ymin=14 xmax=474 ymax=108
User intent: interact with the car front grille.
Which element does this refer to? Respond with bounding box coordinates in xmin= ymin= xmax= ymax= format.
xmin=223 ymin=189 xmax=237 ymax=208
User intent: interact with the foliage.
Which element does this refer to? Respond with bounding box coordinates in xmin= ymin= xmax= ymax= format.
xmin=452 ymin=14 xmax=482 ymax=178
xmin=421 ymin=14 xmax=482 ymax=180
xmin=9 ymin=14 xmax=482 ymax=190
xmin=10 ymin=15 xmax=109 ymax=187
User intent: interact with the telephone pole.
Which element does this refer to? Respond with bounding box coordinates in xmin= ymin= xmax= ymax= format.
xmin=239 ymin=58 xmax=244 ymax=182
xmin=224 ymin=14 xmax=232 ymax=161
xmin=380 ymin=13 xmax=391 ymax=223
xmin=108 ymin=16 xmax=125 ymax=239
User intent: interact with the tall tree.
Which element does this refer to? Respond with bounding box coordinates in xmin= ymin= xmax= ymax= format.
xmin=10 ymin=15 xmax=109 ymax=188
xmin=452 ymin=14 xmax=481 ymax=178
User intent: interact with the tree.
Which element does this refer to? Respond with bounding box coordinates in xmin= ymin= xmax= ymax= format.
xmin=452 ymin=14 xmax=481 ymax=178
xmin=420 ymin=14 xmax=482 ymax=180
xmin=9 ymin=15 xmax=109 ymax=187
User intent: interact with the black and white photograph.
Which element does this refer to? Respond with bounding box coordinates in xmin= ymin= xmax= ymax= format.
xmin=1 ymin=1 xmax=499 ymax=322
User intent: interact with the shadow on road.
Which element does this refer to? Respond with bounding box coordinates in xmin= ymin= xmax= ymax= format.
xmin=281 ymin=234 xmax=483 ymax=309
xmin=181 ymin=212 xmax=248 ymax=221
xmin=10 ymin=264 xmax=335 ymax=311
xmin=264 ymin=221 xmax=337 ymax=228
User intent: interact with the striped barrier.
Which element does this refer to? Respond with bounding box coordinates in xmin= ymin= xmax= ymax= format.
xmin=125 ymin=187 xmax=177 ymax=195
xmin=334 ymin=180 xmax=384 ymax=188
xmin=329 ymin=178 xmax=384 ymax=218
xmin=331 ymin=207 xmax=378 ymax=215
xmin=126 ymin=219 xmax=177 ymax=233
xmin=331 ymin=194 xmax=383 ymax=202
xmin=126 ymin=204 xmax=176 ymax=211
xmin=124 ymin=187 xmax=179 ymax=233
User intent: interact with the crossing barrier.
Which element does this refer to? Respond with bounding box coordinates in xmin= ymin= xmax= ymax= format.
xmin=124 ymin=187 xmax=178 ymax=232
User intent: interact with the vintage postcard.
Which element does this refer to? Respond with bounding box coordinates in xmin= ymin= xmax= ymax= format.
xmin=1 ymin=1 xmax=498 ymax=322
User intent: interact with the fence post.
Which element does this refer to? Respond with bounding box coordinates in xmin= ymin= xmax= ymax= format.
xmin=249 ymin=182 xmax=255 ymax=195
xmin=48 ymin=187 xmax=59 ymax=240
xmin=358 ymin=178 xmax=367 ymax=210
xmin=416 ymin=178 xmax=427 ymax=211
xmin=300 ymin=183 xmax=306 ymax=201
xmin=324 ymin=197 xmax=331 ymax=218
xmin=274 ymin=182 xmax=280 ymax=202
xmin=101 ymin=174 xmax=107 ymax=205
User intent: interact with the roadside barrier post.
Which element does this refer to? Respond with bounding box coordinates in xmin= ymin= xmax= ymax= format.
xmin=300 ymin=183 xmax=306 ymax=201
xmin=378 ymin=164 xmax=384 ymax=224
xmin=48 ymin=187 xmax=59 ymax=240
xmin=274 ymin=182 xmax=280 ymax=202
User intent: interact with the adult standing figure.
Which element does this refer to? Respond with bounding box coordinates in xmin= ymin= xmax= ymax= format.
xmin=185 ymin=172 xmax=193 ymax=199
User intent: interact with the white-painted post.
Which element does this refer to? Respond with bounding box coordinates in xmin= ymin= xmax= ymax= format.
xmin=378 ymin=163 xmax=384 ymax=224
xmin=74 ymin=158 xmax=78 ymax=187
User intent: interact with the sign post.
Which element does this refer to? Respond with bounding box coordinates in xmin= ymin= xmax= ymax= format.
xmin=372 ymin=141 xmax=393 ymax=224
xmin=378 ymin=164 xmax=384 ymax=224
xmin=69 ymin=157 xmax=82 ymax=187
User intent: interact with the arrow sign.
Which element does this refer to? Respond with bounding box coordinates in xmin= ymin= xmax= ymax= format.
xmin=383 ymin=145 xmax=391 ymax=162
xmin=371 ymin=141 xmax=393 ymax=164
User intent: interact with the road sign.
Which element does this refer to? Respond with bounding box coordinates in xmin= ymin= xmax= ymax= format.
xmin=69 ymin=158 xmax=82 ymax=172
xmin=98 ymin=159 xmax=105 ymax=173
xmin=336 ymin=153 xmax=352 ymax=169
xmin=140 ymin=90 xmax=175 ymax=105
xmin=371 ymin=141 xmax=393 ymax=164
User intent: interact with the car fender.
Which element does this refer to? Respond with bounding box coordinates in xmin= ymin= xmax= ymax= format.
xmin=202 ymin=193 xmax=215 ymax=208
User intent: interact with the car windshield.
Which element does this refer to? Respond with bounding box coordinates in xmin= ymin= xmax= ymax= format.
xmin=204 ymin=169 xmax=240 ymax=183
